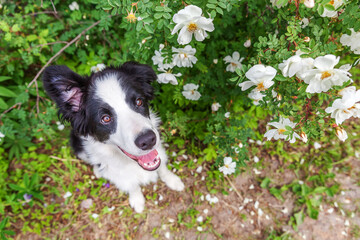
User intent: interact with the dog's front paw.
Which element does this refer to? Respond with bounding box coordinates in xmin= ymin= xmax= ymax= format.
xmin=165 ymin=174 xmax=185 ymax=192
xmin=129 ymin=192 xmax=145 ymax=213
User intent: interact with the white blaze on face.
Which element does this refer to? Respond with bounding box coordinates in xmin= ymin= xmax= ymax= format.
xmin=94 ymin=75 xmax=158 ymax=155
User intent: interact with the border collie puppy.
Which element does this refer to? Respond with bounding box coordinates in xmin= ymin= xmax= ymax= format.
xmin=42 ymin=62 xmax=184 ymax=213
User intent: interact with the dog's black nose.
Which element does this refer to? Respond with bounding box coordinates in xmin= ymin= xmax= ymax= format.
xmin=135 ymin=130 xmax=156 ymax=150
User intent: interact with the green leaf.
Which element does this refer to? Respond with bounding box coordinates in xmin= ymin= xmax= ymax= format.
xmin=260 ymin=177 xmax=271 ymax=189
xmin=0 ymin=98 xmax=7 ymax=109
xmin=218 ymin=2 xmax=226 ymax=9
xmin=154 ymin=13 xmax=163 ymax=19
xmin=155 ymin=6 xmax=164 ymax=11
xmin=8 ymin=184 xmax=26 ymax=192
xmin=324 ymin=4 xmax=335 ymax=11
xmin=275 ymin=75 xmax=288 ymax=82
xmin=313 ymin=186 xmax=326 ymax=194
xmin=0 ymin=87 xmax=16 ymax=97
xmin=206 ymin=3 xmax=216 ymax=9
xmin=0 ymin=76 xmax=11 ymax=82
xmin=26 ymin=35 xmax=38 ymax=42
xmin=294 ymin=210 xmax=304 ymax=226
xmin=144 ymin=24 xmax=154 ymax=34
xmin=12 ymin=24 xmax=20 ymax=32
xmin=215 ymin=7 xmax=223 ymax=15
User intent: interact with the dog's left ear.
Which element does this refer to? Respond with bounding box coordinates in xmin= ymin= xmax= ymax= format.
xmin=121 ymin=61 xmax=157 ymax=84
xmin=42 ymin=65 xmax=88 ymax=121
xmin=120 ymin=61 xmax=157 ymax=99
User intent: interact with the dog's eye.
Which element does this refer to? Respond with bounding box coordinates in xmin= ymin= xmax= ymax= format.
xmin=135 ymin=98 xmax=143 ymax=107
xmin=101 ymin=114 xmax=112 ymax=124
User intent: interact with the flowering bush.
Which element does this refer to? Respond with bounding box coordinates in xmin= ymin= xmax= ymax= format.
xmin=0 ymin=0 xmax=360 ymax=172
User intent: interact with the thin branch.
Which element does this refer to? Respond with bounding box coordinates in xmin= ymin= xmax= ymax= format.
xmin=225 ymin=175 xmax=243 ymax=201
xmin=50 ymin=155 xmax=80 ymax=162
xmin=28 ymin=17 xmax=109 ymax=89
xmin=50 ymin=0 xmax=57 ymax=14
xmin=0 ymin=103 xmax=22 ymax=122
xmin=25 ymin=41 xmax=69 ymax=52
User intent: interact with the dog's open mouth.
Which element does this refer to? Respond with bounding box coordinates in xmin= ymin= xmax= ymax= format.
xmin=120 ymin=148 xmax=161 ymax=171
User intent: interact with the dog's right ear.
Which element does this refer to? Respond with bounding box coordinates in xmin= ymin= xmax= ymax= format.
xmin=42 ymin=65 xmax=88 ymax=121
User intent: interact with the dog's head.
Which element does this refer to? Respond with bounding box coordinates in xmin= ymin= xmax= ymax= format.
xmin=42 ymin=62 xmax=162 ymax=170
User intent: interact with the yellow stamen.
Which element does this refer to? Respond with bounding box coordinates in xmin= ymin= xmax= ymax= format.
xmin=321 ymin=71 xmax=331 ymax=80
xmin=191 ymin=90 xmax=195 ymax=95
xmin=257 ymin=82 xmax=266 ymax=91
xmin=278 ymin=129 xmax=286 ymax=134
xmin=329 ymin=0 xmax=334 ymax=5
xmin=231 ymin=62 xmax=237 ymax=67
xmin=125 ymin=9 xmax=137 ymax=23
xmin=187 ymin=23 xmax=198 ymax=33
xmin=225 ymin=164 xmax=229 ymax=168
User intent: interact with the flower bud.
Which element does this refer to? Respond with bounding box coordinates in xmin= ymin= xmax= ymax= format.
xmin=300 ymin=132 xmax=308 ymax=143
xmin=304 ymin=0 xmax=315 ymax=8
xmin=211 ymin=102 xmax=221 ymax=112
xmin=141 ymin=39 xmax=146 ymax=44
xmin=159 ymin=44 xmax=165 ymax=50
xmin=244 ymin=39 xmax=251 ymax=48
xmin=213 ymin=59 xmax=218 ymax=64
xmin=335 ymin=127 xmax=348 ymax=142
xmin=304 ymin=37 xmax=310 ymax=42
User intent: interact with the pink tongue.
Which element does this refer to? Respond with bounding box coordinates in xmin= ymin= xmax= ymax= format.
xmin=136 ymin=149 xmax=158 ymax=164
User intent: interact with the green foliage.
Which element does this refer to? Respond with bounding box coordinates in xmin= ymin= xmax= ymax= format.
xmin=1 ymin=0 xmax=360 ymax=237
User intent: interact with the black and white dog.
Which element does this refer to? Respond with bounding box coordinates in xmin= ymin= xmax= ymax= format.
xmin=42 ymin=62 xmax=184 ymax=213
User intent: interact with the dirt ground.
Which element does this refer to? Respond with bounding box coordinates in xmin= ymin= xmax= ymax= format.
xmin=14 ymin=153 xmax=360 ymax=240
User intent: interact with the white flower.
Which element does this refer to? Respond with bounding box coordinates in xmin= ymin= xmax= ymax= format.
xmin=239 ymin=64 xmax=277 ymax=92
xmin=157 ymin=69 xmax=182 ymax=85
xmin=304 ymin=0 xmax=314 ymax=8
xmin=320 ymin=0 xmax=343 ymax=18
xmin=248 ymin=90 xmax=265 ymax=105
xmin=224 ymin=112 xmax=230 ymax=118
xmin=91 ymin=63 xmax=106 ymax=73
xmin=182 ymin=83 xmax=201 ymax=100
xmin=152 ymin=50 xmax=164 ymax=66
xmin=69 ymin=1 xmax=79 ymax=11
xmin=300 ymin=132 xmax=308 ymax=143
xmin=314 ymin=142 xmax=322 ymax=149
xmin=196 ymin=216 xmax=204 ymax=222
xmin=301 ymin=18 xmax=310 ymax=28
xmin=223 ymin=51 xmax=244 ymax=72
xmin=152 ymin=48 xmax=174 ymax=70
xmin=205 ymin=194 xmax=219 ymax=204
xmin=278 ymin=50 xmax=314 ymax=78
xmin=63 ymin=191 xmax=72 ymax=199
xmin=0 ymin=132 xmax=5 ymax=141
xmin=340 ymin=28 xmax=360 ymax=54
xmin=254 ymin=156 xmax=259 ymax=163
xmin=213 ymin=59 xmax=218 ymax=64
xmin=219 ymin=157 xmax=236 ymax=175
xmin=211 ymin=102 xmax=221 ymax=112
xmin=325 ymin=87 xmax=360 ymax=124
xmin=197 ymin=226 xmax=203 ymax=232
xmin=171 ymin=5 xmax=215 ymax=45
xmin=165 ymin=232 xmax=170 ymax=239
xmin=172 ymin=45 xmax=198 ymax=67
xmin=244 ymin=39 xmax=251 ymax=48
xmin=264 ymin=117 xmax=300 ymax=143
xmin=91 ymin=213 xmax=99 ymax=219
xmin=270 ymin=0 xmax=288 ymax=8
xmin=301 ymin=55 xmax=351 ymax=93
